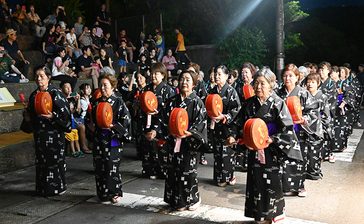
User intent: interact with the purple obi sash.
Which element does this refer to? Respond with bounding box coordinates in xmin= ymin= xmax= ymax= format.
xmin=293 ymin=124 xmax=301 ymax=133
xmin=102 ymin=129 xmax=121 ymax=147
xmin=267 ymin=122 xmax=278 ymax=136
xmin=337 ymin=93 xmax=344 ymax=105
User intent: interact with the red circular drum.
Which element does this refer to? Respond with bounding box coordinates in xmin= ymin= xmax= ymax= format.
xmin=286 ymin=96 xmax=303 ymax=124
xmin=169 ymin=108 xmax=189 ymax=137
xmin=205 ymin=94 xmax=223 ymax=118
xmin=96 ymin=102 xmax=113 ymax=128
xmin=242 ymin=84 xmax=255 ymax=100
xmin=140 ymin=91 xmax=158 ymax=114
xmin=241 ymin=118 xmax=269 ymax=150
xmin=35 ymin=92 xmax=53 ymax=115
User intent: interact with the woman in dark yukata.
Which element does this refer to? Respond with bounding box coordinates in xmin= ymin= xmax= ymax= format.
xmin=92 ymin=74 xmax=131 ymax=204
xmin=238 ymin=66 xmax=301 ymax=224
xmin=162 ymin=70 xmax=207 ymax=211
xmin=26 ymin=66 xmax=71 ymax=196
xmin=276 ymin=64 xmax=317 ymax=197
xmin=143 ymin=62 xmax=175 ymax=179
xmin=209 ymin=65 xmax=241 ymax=187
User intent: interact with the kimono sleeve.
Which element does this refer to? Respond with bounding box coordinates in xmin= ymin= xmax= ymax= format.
xmin=224 ymin=88 xmax=241 ymax=124
xmin=342 ymin=83 xmax=356 ymax=109
xmin=271 ymin=99 xmax=303 ymax=161
xmin=112 ymin=98 xmax=132 ymax=142
xmin=50 ymin=90 xmax=72 ymax=133
xmin=188 ymin=99 xmax=207 ymax=144
xmin=321 ymin=95 xmax=333 ymax=138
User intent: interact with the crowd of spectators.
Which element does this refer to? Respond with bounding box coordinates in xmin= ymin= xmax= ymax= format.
xmin=0 ymin=1 xmax=191 ymax=85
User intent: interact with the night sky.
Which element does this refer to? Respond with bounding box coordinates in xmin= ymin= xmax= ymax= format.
xmin=300 ymin=0 xmax=364 ymax=9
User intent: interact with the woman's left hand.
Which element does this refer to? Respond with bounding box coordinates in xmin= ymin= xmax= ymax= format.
xmin=225 ymin=136 xmax=236 ymax=146
xmin=41 ymin=111 xmax=53 ymax=119
xmin=180 ymin=130 xmax=192 ymax=138
xmin=265 ymin=137 xmax=273 ymax=148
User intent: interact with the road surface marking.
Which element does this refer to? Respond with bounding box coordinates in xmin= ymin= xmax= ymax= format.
xmin=87 ymin=193 xmax=326 ymax=224
xmin=334 ymin=129 xmax=363 ymax=162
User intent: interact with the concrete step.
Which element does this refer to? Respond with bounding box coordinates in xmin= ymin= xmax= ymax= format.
xmin=0 ymin=131 xmax=34 ymax=174
xmin=0 ymin=103 xmax=24 ymax=133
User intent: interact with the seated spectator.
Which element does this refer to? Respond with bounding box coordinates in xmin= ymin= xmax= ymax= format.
xmin=139 ymin=41 xmax=149 ymax=58
xmin=1 ymin=29 xmax=30 ymax=77
xmin=78 ymin=26 xmax=92 ymax=48
xmin=51 ymin=47 xmax=77 ymax=89
xmin=118 ymin=29 xmax=136 ymax=62
xmin=11 ymin=4 xmax=28 ymax=34
xmin=77 ymin=46 xmax=99 ymax=89
xmin=54 ymin=24 xmax=67 ymax=48
xmin=136 ymin=32 xmax=146 ymax=55
xmin=97 ymin=48 xmax=113 ymax=69
xmin=27 ymin=5 xmax=46 ymax=38
xmin=74 ymin=16 xmax=84 ymax=37
xmin=148 ymin=48 xmax=157 ymax=65
xmin=42 ymin=24 xmax=58 ymax=57
xmin=94 ymin=21 xmax=103 ymax=38
xmin=146 ymin=34 xmax=156 ymax=51
xmin=91 ymin=27 xmax=101 ymax=53
xmin=66 ymin=27 xmax=82 ymax=58
xmin=100 ymin=32 xmax=113 ymax=58
xmin=162 ymin=49 xmax=177 ymax=76
xmin=138 ymin=54 xmax=150 ymax=75
xmin=0 ymin=46 xmax=28 ymax=83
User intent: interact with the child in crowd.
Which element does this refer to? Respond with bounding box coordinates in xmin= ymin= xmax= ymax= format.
xmin=65 ymin=98 xmax=84 ymax=158
xmin=78 ymin=83 xmax=93 ymax=153
xmin=116 ymin=40 xmax=128 ymax=73
xmin=138 ymin=54 xmax=150 ymax=74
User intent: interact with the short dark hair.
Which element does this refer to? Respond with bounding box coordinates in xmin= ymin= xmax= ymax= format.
xmin=99 ymin=74 xmax=118 ymax=89
xmin=241 ymin=62 xmax=256 ymax=76
xmin=34 ymin=65 xmax=51 ymax=79
xmin=82 ymin=46 xmax=91 ymax=53
xmin=214 ymin=65 xmax=229 ymax=75
xmin=178 ymin=70 xmax=198 ymax=86
xmin=57 ymin=47 xmax=65 ymax=55
xmin=151 ymin=62 xmax=168 ymax=81
xmin=60 ymin=81 xmax=71 ymax=89
xmin=306 ymin=73 xmax=321 ymax=85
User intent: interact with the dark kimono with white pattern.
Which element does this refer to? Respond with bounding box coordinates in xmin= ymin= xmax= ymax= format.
xmin=305 ymin=90 xmax=331 ymax=179
xmin=193 ymin=80 xmax=208 ymax=101
xmin=92 ymin=93 xmax=131 ymax=201
xmin=319 ymin=78 xmax=337 ymax=158
xmin=142 ymin=82 xmax=175 ymax=178
xmin=238 ymin=93 xmax=301 ymax=221
xmin=276 ymin=85 xmax=315 ymax=193
xmin=333 ymin=79 xmax=355 ymax=152
xmin=27 ymin=84 xmax=71 ymax=196
xmin=161 ymin=92 xmax=207 ymax=209
xmin=132 ymin=86 xmax=147 ymax=159
xmin=210 ymin=83 xmax=241 ymax=184
xmin=348 ymin=74 xmax=362 ymax=127
xmin=234 ymin=81 xmax=254 ymax=171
